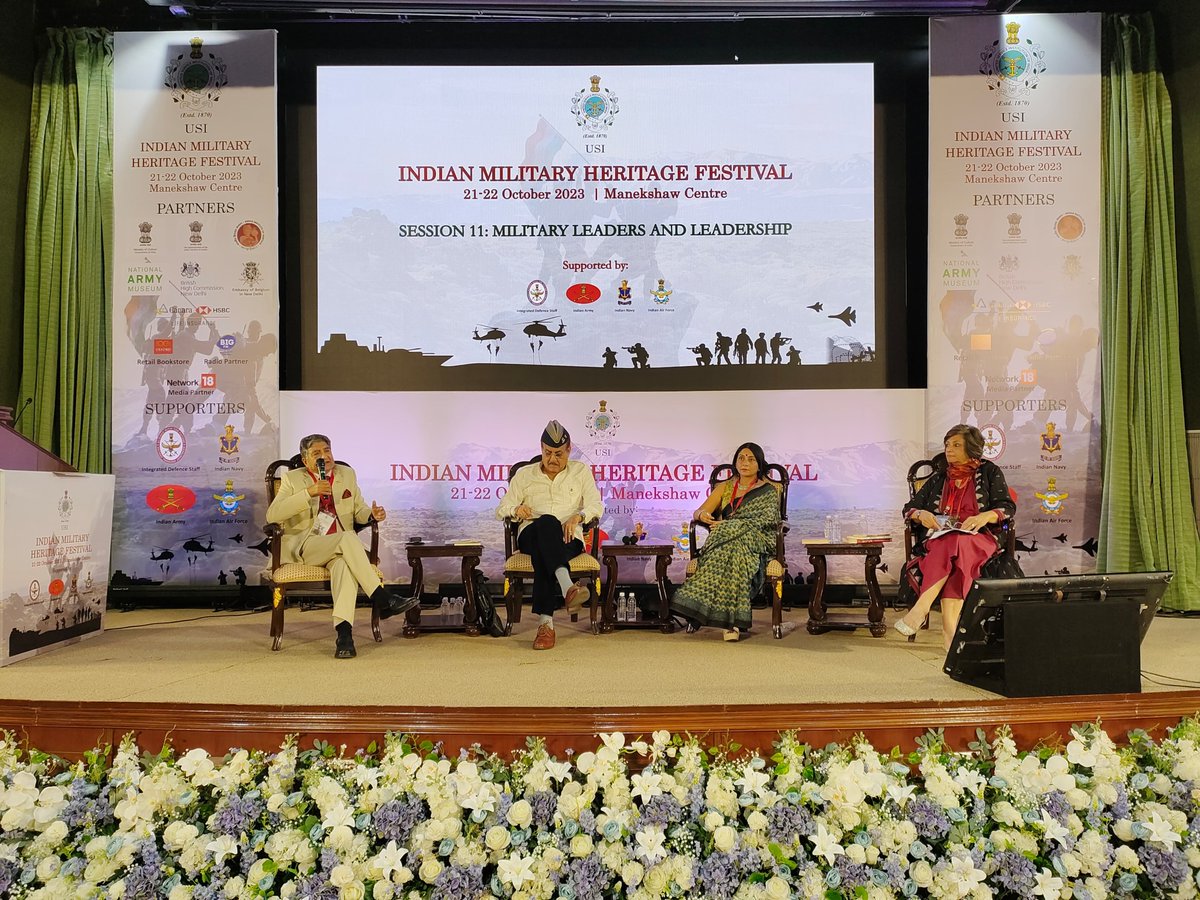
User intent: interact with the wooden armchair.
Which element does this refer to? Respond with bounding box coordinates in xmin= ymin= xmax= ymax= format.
xmin=262 ymin=456 xmax=386 ymax=651
xmin=501 ymin=456 xmax=602 ymax=632
xmin=685 ymin=462 xmax=790 ymax=637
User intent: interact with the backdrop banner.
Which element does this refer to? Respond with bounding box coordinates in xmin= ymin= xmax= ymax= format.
xmin=0 ymin=472 xmax=114 ymax=666
xmin=280 ymin=389 xmax=925 ymax=586
xmin=111 ymin=31 xmax=280 ymax=591
xmin=928 ymin=13 xmax=1101 ymax=575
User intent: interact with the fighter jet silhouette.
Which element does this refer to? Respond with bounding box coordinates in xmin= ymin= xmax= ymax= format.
xmin=1073 ymin=537 xmax=1098 ymax=557
xmin=807 ymin=302 xmax=823 ymax=312
xmin=829 ymin=306 xmax=857 ymax=327
xmin=249 ymin=537 xmax=271 ymax=556
xmin=1053 ymin=533 xmax=1068 ymax=543
xmin=229 ymin=533 xmax=244 ymax=544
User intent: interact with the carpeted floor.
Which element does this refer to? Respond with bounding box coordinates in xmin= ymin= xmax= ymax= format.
xmin=1 ymin=605 xmax=1196 ymax=707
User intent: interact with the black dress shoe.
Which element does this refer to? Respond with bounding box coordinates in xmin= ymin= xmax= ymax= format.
xmin=373 ymin=585 xmax=420 ymax=620
xmin=334 ymin=621 xmax=356 ymax=659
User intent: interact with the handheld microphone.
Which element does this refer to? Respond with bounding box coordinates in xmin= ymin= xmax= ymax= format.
xmin=317 ymin=458 xmax=327 ymax=480
xmin=10 ymin=397 xmax=32 ymax=429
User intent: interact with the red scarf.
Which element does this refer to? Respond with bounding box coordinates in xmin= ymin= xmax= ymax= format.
xmin=946 ymin=458 xmax=981 ymax=481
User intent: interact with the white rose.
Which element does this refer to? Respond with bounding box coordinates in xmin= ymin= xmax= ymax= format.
xmin=620 ymin=860 xmax=645 ymax=886
xmin=712 ymin=826 xmax=736 ymax=853
xmin=866 ymin=845 xmax=880 ymax=865
xmin=328 ymin=825 xmax=355 ymax=852
xmin=280 ymin=882 xmax=297 ymax=899
xmin=168 ymin=885 xmax=192 ymax=900
xmin=340 ymin=882 xmax=366 ymax=900
xmin=1185 ymin=846 xmax=1200 ymax=868
xmin=329 ymin=864 xmax=356 ymax=888
xmin=702 ymin=812 xmax=724 ymax=831
xmin=570 ymin=834 xmax=595 ymax=857
xmin=223 ymin=876 xmax=245 ymax=898
xmin=1095 ymin=783 xmax=1118 ymax=805
xmin=507 ymin=799 xmax=533 ymax=829
xmin=36 ymin=855 xmax=62 ymax=881
xmin=42 ymin=820 xmax=68 ymax=845
xmin=1114 ymin=846 xmax=1140 ymax=870
xmin=542 ymin=848 xmax=565 ymax=871
xmin=418 ymin=858 xmax=443 ymax=883
xmin=910 ymin=860 xmax=934 ymax=888
xmin=895 ymin=821 xmax=917 ymax=846
xmin=747 ymin=811 xmax=768 ymax=832
xmin=485 ymin=826 xmax=511 ymax=851
xmin=373 ymin=881 xmax=396 ymax=900
xmin=991 ymin=801 xmax=1023 ymax=828
xmin=247 ymin=860 xmax=271 ymax=884
xmin=765 ymin=876 xmax=791 ymax=900
xmin=845 ymin=843 xmax=867 ymax=864
xmin=1112 ymin=819 xmax=1135 ymax=842
xmin=108 ymin=881 xmax=125 ymax=899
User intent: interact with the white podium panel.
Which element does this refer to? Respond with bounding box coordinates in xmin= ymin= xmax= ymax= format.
xmin=0 ymin=471 xmax=115 ymax=666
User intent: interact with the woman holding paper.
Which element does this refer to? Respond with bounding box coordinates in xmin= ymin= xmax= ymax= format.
xmin=894 ymin=424 xmax=1016 ymax=649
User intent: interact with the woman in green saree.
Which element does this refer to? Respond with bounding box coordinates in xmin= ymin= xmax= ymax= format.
xmin=671 ymin=442 xmax=781 ymax=642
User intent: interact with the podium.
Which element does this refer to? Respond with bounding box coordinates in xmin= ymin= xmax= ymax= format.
xmin=0 ymin=408 xmax=74 ymax=472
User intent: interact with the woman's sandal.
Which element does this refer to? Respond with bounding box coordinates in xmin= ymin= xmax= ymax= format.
xmin=723 ymin=628 xmax=740 ymax=642
xmin=893 ymin=619 xmax=917 ymax=642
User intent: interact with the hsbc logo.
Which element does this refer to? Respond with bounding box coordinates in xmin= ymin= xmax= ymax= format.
xmin=195 ymin=305 xmax=212 ymax=315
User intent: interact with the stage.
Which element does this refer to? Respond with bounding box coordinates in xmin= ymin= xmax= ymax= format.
xmin=1 ymin=604 xmax=1197 ymax=758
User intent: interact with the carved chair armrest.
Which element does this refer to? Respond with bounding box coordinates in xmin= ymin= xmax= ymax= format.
xmin=263 ymin=522 xmax=283 ymax=569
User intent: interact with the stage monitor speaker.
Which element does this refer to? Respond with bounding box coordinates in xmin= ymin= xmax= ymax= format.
xmin=943 ymin=571 xmax=1172 ymax=698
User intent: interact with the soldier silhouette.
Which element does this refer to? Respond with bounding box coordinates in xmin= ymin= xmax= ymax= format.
xmin=770 ymin=332 xmax=790 ymax=364
xmin=690 ymin=343 xmax=712 ymax=366
xmin=786 ymin=345 xmax=802 ymax=366
xmin=714 ymin=332 xmax=733 ymax=365
xmin=754 ymin=332 xmax=768 ymax=364
xmin=602 ymin=346 xmax=618 ymax=368
xmin=218 ymin=570 xmax=228 ymax=585
xmin=734 ymin=328 xmax=752 ymax=365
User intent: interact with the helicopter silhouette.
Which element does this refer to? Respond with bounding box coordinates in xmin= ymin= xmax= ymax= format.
xmin=807 ymin=302 xmax=823 ymax=312
xmin=1073 ymin=537 xmax=1098 ymax=557
xmin=183 ymin=534 xmax=215 ymax=565
xmin=523 ymin=317 xmax=566 ymax=361
xmin=829 ymin=306 xmax=857 ymax=327
xmin=1013 ymin=536 xmax=1038 ymax=554
xmin=472 ymin=325 xmax=507 ymax=358
xmin=150 ymin=547 xmax=174 ymax=562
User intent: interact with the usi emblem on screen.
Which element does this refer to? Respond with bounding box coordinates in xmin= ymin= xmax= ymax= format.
xmin=566 ymin=283 xmax=600 ymax=304
xmin=146 ymin=484 xmax=196 ymax=514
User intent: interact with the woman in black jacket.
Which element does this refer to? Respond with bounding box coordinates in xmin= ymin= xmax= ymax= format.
xmin=895 ymin=424 xmax=1016 ymax=649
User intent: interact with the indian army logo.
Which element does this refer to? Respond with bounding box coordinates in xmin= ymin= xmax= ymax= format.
xmin=584 ymin=400 xmax=621 ymax=439
xmin=1035 ymin=477 xmax=1069 ymax=516
xmin=213 ymin=480 xmax=246 ymax=517
xmin=979 ymin=21 xmax=1047 ymax=97
xmin=571 ymin=75 xmax=619 ymax=133
xmin=166 ymin=37 xmax=228 ymax=110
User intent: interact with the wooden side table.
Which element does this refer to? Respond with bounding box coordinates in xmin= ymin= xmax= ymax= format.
xmin=598 ymin=543 xmax=676 ymax=634
xmin=400 ymin=542 xmax=484 ymax=638
xmin=804 ymin=541 xmax=887 ymax=637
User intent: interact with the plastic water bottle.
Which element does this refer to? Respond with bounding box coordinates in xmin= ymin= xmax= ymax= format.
xmin=439 ymin=596 xmax=449 ymax=620
xmin=824 ymin=515 xmax=833 ymax=540
xmin=832 ymin=515 xmax=842 ymax=543
xmin=616 ymin=591 xmax=627 ymax=622
xmin=625 ymin=592 xmax=637 ymax=623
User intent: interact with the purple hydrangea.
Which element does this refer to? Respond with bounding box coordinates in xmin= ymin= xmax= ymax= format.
xmin=578 ymin=809 xmax=597 ymax=834
xmin=639 ymin=793 xmax=684 ymax=827
xmin=432 ymin=864 xmax=484 ymax=900
xmin=61 ymin=793 xmax=115 ymax=830
xmin=567 ymin=853 xmax=607 ymax=900
xmin=530 ymin=790 xmax=558 ymax=830
xmin=990 ymin=850 xmax=1036 ymax=895
xmin=687 ymin=784 xmax=706 ymax=819
xmin=1109 ymin=784 xmax=1131 ymax=820
xmin=1166 ymin=780 xmax=1194 ymax=813
xmin=1187 ymin=815 xmax=1200 ymax=847
xmin=906 ymin=798 xmax=951 ymax=841
xmin=1040 ymin=790 xmax=1071 ymax=826
xmin=0 ymin=860 xmax=16 ymax=897
xmin=495 ymin=791 xmax=513 ymax=822
xmin=697 ymin=851 xmax=741 ymax=900
xmin=318 ymin=847 xmax=339 ymax=875
xmin=882 ymin=854 xmax=907 ymax=888
xmin=191 ymin=887 xmax=223 ymax=900
xmin=1137 ymin=844 xmax=1189 ymax=891
xmin=372 ymin=794 xmax=426 ymax=844
xmin=767 ymin=803 xmax=814 ymax=843
xmin=212 ymin=792 xmax=265 ymax=836
xmin=292 ymin=874 xmax=339 ymax=900
xmin=834 ymin=855 xmax=871 ymax=890
xmin=122 ymin=863 xmax=162 ymax=899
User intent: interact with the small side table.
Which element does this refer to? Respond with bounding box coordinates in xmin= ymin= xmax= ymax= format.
xmin=401 ymin=543 xmax=484 ymax=637
xmin=804 ymin=541 xmax=887 ymax=637
xmin=599 ymin=543 xmax=676 ymax=634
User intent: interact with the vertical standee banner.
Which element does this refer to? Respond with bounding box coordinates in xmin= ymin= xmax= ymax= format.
xmin=928 ymin=14 xmax=1101 ymax=575
xmin=112 ymin=32 xmax=280 ymax=590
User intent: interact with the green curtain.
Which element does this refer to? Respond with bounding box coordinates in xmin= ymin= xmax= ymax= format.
xmin=1100 ymin=13 xmax=1200 ymax=610
xmin=17 ymin=28 xmax=112 ymax=474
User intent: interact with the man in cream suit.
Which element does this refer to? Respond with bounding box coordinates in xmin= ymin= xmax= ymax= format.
xmin=267 ymin=433 xmax=416 ymax=658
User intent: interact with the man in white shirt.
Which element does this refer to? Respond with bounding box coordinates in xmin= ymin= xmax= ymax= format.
xmin=496 ymin=420 xmax=604 ymax=649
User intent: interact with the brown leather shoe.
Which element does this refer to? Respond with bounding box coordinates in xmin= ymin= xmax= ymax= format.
xmin=532 ymin=623 xmax=556 ymax=650
xmin=564 ymin=580 xmax=590 ymax=613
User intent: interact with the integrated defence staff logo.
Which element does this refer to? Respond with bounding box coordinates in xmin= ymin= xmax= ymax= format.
xmin=527 ymin=279 xmax=548 ymax=306
xmin=156 ymin=426 xmax=187 ymax=464
xmin=979 ymin=21 xmax=1046 ymax=97
xmin=981 ymin=424 xmax=1005 ymax=461
xmin=166 ymin=37 xmax=228 ymax=110
xmin=571 ymin=75 xmax=619 ymax=133
xmin=584 ymin=400 xmax=621 ymax=439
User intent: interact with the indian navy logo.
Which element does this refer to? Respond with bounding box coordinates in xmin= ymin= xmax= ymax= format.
xmin=527 ymin=279 xmax=548 ymax=306
xmin=156 ymin=426 xmax=187 ymax=464
xmin=584 ymin=399 xmax=621 ymax=439
xmin=571 ymin=75 xmax=619 ymax=133
xmin=181 ymin=261 xmax=200 ymax=278
xmin=57 ymin=489 xmax=73 ymax=525
xmin=981 ymin=423 xmax=1005 ymax=461
xmin=979 ymin=21 xmax=1046 ymax=98
xmin=166 ymin=37 xmax=228 ymax=111
xmin=1035 ymin=476 xmax=1068 ymax=516
xmin=650 ymin=278 xmax=672 ymax=305
xmin=616 ymin=278 xmax=632 ymax=306
xmin=213 ymin=479 xmax=246 ymax=517
xmin=138 ymin=221 xmax=153 ymax=245
xmin=219 ymin=424 xmax=241 ymax=460
xmin=241 ymin=261 xmax=262 ymax=287
xmin=1039 ymin=421 xmax=1063 ymax=461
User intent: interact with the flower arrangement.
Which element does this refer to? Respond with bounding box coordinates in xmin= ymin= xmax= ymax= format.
xmin=0 ymin=718 xmax=1198 ymax=899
